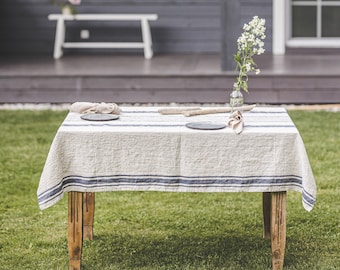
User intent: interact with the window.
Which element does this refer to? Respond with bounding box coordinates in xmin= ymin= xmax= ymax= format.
xmin=287 ymin=0 xmax=340 ymax=48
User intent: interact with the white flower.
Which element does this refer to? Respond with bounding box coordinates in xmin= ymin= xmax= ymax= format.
xmin=256 ymin=48 xmax=265 ymax=55
xmin=233 ymin=16 xmax=266 ymax=93
xmin=68 ymin=0 xmax=81 ymax=4
xmin=245 ymin=63 xmax=252 ymax=72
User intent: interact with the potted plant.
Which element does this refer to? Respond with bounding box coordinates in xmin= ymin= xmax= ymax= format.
xmin=51 ymin=0 xmax=81 ymax=15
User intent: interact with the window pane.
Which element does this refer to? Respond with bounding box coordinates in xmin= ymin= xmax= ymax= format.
xmin=322 ymin=7 xmax=340 ymax=37
xmin=292 ymin=6 xmax=317 ymax=37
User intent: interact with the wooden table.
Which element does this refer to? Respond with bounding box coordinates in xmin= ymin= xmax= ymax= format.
xmin=38 ymin=107 xmax=316 ymax=270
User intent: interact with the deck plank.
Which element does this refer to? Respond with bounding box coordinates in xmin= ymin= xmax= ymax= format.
xmin=0 ymin=54 xmax=339 ymax=104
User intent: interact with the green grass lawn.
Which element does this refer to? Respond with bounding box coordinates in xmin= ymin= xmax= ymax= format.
xmin=0 ymin=109 xmax=339 ymax=270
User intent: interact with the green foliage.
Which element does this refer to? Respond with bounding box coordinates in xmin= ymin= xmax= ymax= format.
xmin=0 ymin=109 xmax=339 ymax=269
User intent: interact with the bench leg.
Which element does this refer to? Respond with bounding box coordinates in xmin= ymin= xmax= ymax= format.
xmin=83 ymin=192 xmax=95 ymax=240
xmin=68 ymin=192 xmax=83 ymax=270
xmin=141 ymin=18 xmax=153 ymax=59
xmin=54 ymin=18 xmax=65 ymax=59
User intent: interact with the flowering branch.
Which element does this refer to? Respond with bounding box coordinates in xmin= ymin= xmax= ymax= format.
xmin=233 ymin=16 xmax=266 ymax=93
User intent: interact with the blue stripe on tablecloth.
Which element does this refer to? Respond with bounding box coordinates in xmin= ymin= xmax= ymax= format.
xmin=61 ymin=123 xmax=295 ymax=128
xmin=121 ymin=110 xmax=288 ymax=114
xmin=302 ymin=188 xmax=316 ymax=207
xmin=38 ymin=174 xmax=307 ymax=207
xmin=62 ymin=123 xmax=187 ymax=127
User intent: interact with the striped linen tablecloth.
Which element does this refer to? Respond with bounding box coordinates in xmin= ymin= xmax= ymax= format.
xmin=37 ymin=106 xmax=316 ymax=211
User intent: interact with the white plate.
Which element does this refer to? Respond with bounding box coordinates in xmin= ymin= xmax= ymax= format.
xmin=80 ymin=114 xmax=119 ymax=121
xmin=185 ymin=121 xmax=226 ymax=130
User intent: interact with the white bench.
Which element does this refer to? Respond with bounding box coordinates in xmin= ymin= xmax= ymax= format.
xmin=48 ymin=14 xmax=158 ymax=59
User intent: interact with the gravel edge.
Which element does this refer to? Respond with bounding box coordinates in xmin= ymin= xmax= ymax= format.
xmin=1 ymin=103 xmax=340 ymax=111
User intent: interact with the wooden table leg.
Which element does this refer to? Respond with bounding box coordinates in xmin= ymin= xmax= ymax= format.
xmin=270 ymin=192 xmax=287 ymax=270
xmin=262 ymin=192 xmax=271 ymax=240
xmin=83 ymin=192 xmax=95 ymax=240
xmin=68 ymin=192 xmax=83 ymax=270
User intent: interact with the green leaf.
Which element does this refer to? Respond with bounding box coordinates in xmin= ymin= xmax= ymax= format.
xmin=233 ymin=54 xmax=242 ymax=64
xmin=241 ymin=80 xmax=248 ymax=92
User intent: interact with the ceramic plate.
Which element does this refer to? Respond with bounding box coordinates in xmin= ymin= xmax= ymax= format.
xmin=80 ymin=113 xmax=119 ymax=121
xmin=185 ymin=121 xmax=226 ymax=130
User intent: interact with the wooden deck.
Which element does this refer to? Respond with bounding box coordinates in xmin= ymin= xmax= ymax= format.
xmin=1 ymin=53 xmax=339 ymax=104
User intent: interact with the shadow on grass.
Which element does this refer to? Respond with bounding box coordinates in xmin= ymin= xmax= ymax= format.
xmin=82 ymin=233 xmax=274 ymax=270
xmin=79 ymin=231 xmax=326 ymax=270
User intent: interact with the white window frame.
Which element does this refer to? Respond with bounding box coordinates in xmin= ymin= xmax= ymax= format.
xmin=272 ymin=0 xmax=340 ymax=54
xmin=272 ymin=0 xmax=287 ymax=54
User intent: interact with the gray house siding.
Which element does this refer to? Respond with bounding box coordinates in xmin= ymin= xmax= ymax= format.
xmin=221 ymin=0 xmax=272 ymax=70
xmin=0 ymin=0 xmax=272 ymax=70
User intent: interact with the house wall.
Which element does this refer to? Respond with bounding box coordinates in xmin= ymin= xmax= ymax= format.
xmin=0 ymin=0 xmax=272 ymax=66
xmin=221 ymin=0 xmax=272 ymax=70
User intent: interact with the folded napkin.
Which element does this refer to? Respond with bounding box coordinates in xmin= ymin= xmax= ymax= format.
xmin=227 ymin=110 xmax=244 ymax=134
xmin=70 ymin=102 xmax=121 ymax=114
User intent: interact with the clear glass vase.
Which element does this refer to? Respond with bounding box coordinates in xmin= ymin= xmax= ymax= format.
xmin=229 ymin=89 xmax=244 ymax=108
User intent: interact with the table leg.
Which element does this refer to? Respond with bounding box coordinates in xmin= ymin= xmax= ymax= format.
xmin=83 ymin=192 xmax=95 ymax=240
xmin=270 ymin=192 xmax=287 ymax=270
xmin=262 ymin=192 xmax=271 ymax=239
xmin=68 ymin=192 xmax=83 ymax=270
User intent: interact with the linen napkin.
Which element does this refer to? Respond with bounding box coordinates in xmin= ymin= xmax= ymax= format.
xmin=227 ymin=110 xmax=244 ymax=134
xmin=70 ymin=102 xmax=121 ymax=114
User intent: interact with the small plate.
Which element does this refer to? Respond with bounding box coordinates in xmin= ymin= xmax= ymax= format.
xmin=81 ymin=113 xmax=119 ymax=121
xmin=185 ymin=121 xmax=226 ymax=130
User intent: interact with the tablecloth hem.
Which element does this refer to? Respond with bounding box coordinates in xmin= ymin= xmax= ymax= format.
xmin=38 ymin=185 xmax=314 ymax=211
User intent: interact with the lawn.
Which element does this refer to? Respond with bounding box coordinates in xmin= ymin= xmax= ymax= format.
xmin=0 ymin=109 xmax=339 ymax=270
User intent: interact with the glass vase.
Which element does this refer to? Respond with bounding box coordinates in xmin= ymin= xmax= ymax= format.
xmin=229 ymin=89 xmax=244 ymax=108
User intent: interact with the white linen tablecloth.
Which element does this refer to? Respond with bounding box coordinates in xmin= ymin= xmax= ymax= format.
xmin=37 ymin=107 xmax=316 ymax=211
